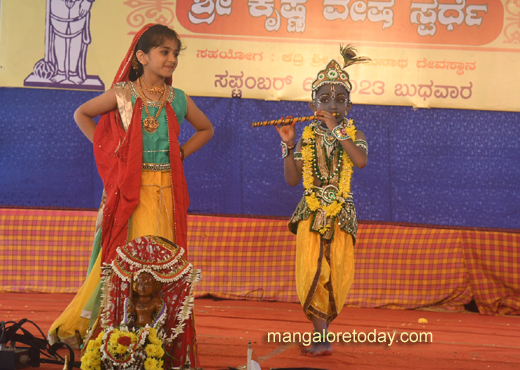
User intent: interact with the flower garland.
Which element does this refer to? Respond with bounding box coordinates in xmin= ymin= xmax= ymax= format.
xmin=81 ymin=332 xmax=103 ymax=370
xmin=81 ymin=326 xmax=165 ymax=370
xmin=143 ymin=328 xmax=165 ymax=370
xmin=301 ymin=120 xmax=356 ymax=233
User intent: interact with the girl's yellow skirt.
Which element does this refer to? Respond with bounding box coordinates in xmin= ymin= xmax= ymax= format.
xmin=48 ymin=170 xmax=174 ymax=346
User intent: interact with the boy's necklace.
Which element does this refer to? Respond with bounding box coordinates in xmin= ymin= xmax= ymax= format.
xmin=136 ymin=78 xmax=168 ymax=134
xmin=314 ymin=120 xmax=342 ymax=157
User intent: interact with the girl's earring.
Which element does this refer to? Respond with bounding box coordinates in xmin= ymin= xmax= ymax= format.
xmin=132 ymin=56 xmax=139 ymax=70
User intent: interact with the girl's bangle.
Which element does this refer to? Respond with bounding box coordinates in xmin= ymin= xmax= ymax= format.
xmin=180 ymin=147 xmax=185 ymax=162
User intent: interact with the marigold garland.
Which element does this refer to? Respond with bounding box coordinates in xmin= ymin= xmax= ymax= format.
xmin=81 ymin=327 xmax=165 ymax=370
xmin=81 ymin=332 xmax=104 ymax=370
xmin=301 ymin=120 xmax=356 ymax=232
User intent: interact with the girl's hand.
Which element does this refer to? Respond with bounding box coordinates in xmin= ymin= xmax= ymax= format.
xmin=274 ymin=116 xmax=297 ymax=144
xmin=315 ymin=110 xmax=338 ymax=131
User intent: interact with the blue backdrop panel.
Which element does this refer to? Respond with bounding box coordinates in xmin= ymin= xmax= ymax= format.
xmin=0 ymin=89 xmax=101 ymax=208
xmin=0 ymin=87 xmax=519 ymax=229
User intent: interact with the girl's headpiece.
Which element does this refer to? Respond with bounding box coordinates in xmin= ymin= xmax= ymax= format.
xmin=312 ymin=44 xmax=370 ymax=93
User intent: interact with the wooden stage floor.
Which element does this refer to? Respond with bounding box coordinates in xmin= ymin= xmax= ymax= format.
xmin=1 ymin=294 xmax=519 ymax=370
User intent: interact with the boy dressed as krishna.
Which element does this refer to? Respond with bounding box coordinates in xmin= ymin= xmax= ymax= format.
xmin=275 ymin=45 xmax=370 ymax=357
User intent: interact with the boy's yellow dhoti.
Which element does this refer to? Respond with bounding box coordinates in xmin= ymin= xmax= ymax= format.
xmin=296 ymin=216 xmax=355 ymax=323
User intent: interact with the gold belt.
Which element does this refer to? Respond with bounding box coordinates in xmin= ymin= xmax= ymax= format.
xmin=312 ymin=185 xmax=353 ymax=204
xmin=142 ymin=163 xmax=171 ymax=171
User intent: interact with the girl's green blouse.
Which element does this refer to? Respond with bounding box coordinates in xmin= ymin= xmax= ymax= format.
xmin=128 ymin=82 xmax=187 ymax=164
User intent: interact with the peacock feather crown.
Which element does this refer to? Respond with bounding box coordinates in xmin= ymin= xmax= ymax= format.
xmin=312 ymin=44 xmax=371 ymax=93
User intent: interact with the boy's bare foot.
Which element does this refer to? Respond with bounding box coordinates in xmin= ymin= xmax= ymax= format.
xmin=301 ymin=342 xmax=333 ymax=357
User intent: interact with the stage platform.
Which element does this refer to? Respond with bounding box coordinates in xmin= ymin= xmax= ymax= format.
xmin=1 ymin=293 xmax=519 ymax=370
xmin=1 ymin=208 xmax=520 ymax=368
xmin=2 ymin=208 xmax=519 ymax=315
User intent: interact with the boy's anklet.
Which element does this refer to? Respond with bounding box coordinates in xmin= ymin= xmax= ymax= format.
xmin=312 ymin=329 xmax=329 ymax=343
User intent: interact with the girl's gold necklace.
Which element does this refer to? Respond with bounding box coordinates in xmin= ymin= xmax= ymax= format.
xmin=141 ymin=77 xmax=166 ymax=95
xmin=136 ymin=78 xmax=168 ymax=134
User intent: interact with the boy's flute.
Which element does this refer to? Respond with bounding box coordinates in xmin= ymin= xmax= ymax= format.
xmin=251 ymin=112 xmax=342 ymax=127
xmin=251 ymin=115 xmax=315 ymax=127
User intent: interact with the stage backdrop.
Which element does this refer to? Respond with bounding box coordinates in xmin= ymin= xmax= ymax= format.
xmin=1 ymin=87 xmax=519 ymax=230
xmin=0 ymin=0 xmax=520 ymax=112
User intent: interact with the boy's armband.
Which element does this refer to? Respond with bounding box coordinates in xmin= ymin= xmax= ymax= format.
xmin=354 ymin=139 xmax=368 ymax=155
xmin=281 ymin=141 xmax=296 ymax=158
xmin=293 ymin=151 xmax=303 ymax=161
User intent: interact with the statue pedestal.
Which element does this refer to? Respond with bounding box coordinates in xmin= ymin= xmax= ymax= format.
xmin=24 ymin=73 xmax=105 ymax=91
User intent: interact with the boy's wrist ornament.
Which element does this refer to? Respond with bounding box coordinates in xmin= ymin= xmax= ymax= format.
xmin=332 ymin=125 xmax=351 ymax=141
xmin=281 ymin=141 xmax=296 ymax=158
xmin=354 ymin=139 xmax=368 ymax=155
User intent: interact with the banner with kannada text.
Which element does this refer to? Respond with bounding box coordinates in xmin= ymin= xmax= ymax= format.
xmin=0 ymin=0 xmax=519 ymax=111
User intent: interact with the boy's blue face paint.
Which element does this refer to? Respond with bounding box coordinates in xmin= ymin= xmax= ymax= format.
xmin=315 ymin=84 xmax=350 ymax=123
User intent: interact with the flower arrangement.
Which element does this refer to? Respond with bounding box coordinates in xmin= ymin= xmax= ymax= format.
xmin=301 ymin=120 xmax=356 ymax=234
xmin=81 ymin=326 xmax=165 ymax=370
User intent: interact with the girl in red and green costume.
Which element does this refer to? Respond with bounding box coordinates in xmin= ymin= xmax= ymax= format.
xmin=48 ymin=24 xmax=213 ymax=367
